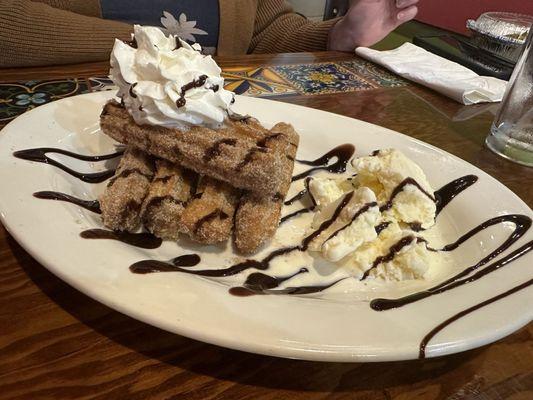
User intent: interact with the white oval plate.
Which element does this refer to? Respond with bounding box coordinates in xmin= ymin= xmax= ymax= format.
xmin=0 ymin=91 xmax=531 ymax=362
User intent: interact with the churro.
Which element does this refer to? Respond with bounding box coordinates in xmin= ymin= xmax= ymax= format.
xmin=141 ymin=160 xmax=197 ymax=240
xmin=180 ymin=177 xmax=241 ymax=244
xmin=234 ymin=122 xmax=299 ymax=254
xmin=100 ymin=147 xmax=155 ymax=231
xmin=100 ymin=100 xmax=285 ymax=196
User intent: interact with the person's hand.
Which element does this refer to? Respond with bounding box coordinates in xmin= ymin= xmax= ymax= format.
xmin=328 ymin=0 xmax=419 ymax=51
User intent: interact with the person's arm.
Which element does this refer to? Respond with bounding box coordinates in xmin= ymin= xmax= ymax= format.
xmin=0 ymin=0 xmax=132 ymax=67
xmin=249 ymin=0 xmax=419 ymax=54
xmin=249 ymin=0 xmax=340 ymax=54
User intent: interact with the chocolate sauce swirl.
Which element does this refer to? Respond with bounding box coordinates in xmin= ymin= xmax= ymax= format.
xmin=375 ymin=221 xmax=391 ymax=235
xmin=13 ymin=148 xmax=123 ymax=162
xmin=131 ymin=258 xmax=261 ymax=277
xmin=80 ymin=229 xmax=162 ymax=249
xmin=292 ymin=144 xmax=355 ymax=182
xmin=232 ymin=267 xmax=309 ymax=295
xmin=284 ymin=189 xmax=308 ymax=206
xmin=325 ymin=202 xmax=377 ymax=242
xmin=176 ymin=75 xmax=208 ymax=108
xmin=302 ymin=192 xmax=354 ymax=250
xmin=130 ymin=254 xmax=201 ymax=273
xmin=379 ymin=177 xmax=435 ymax=212
xmin=361 ymin=235 xmax=417 ymax=280
xmin=435 ymin=175 xmax=478 ymax=216
xmin=230 ymin=278 xmax=344 ymax=297
xmin=13 ymin=148 xmax=121 ymax=184
xmin=34 ymin=191 xmax=101 ymax=214
xmin=204 ymin=138 xmax=237 ymax=162
xmin=419 ymin=275 xmax=533 ymax=359
xmin=280 ymin=208 xmax=311 ymax=224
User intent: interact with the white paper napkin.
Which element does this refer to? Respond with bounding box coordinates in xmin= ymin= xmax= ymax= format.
xmin=355 ymin=43 xmax=507 ymax=105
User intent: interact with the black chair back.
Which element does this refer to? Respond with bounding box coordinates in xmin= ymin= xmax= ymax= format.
xmin=324 ymin=0 xmax=350 ymax=20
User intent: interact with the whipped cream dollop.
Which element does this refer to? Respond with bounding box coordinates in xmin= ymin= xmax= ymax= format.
xmin=110 ymin=25 xmax=234 ymax=129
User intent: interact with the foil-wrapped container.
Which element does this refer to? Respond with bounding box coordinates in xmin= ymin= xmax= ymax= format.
xmin=467 ymin=12 xmax=533 ymax=63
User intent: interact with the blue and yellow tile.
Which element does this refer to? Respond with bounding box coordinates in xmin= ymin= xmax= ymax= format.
xmin=222 ymin=67 xmax=297 ymax=97
xmin=340 ymin=59 xmax=407 ymax=88
xmin=272 ymin=63 xmax=374 ymax=94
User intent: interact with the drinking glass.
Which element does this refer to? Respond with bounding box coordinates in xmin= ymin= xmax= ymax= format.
xmin=486 ymin=28 xmax=533 ymax=166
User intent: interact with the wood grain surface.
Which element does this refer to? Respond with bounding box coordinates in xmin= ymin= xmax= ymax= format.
xmin=0 ymin=52 xmax=532 ymax=400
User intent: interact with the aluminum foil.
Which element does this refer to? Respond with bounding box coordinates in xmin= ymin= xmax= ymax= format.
xmin=467 ymin=12 xmax=533 ymax=63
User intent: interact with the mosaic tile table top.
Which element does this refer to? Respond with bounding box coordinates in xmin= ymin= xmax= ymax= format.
xmin=0 ymin=60 xmax=406 ymax=127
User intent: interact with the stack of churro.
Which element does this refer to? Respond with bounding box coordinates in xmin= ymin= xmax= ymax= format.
xmin=99 ymin=101 xmax=299 ymax=254
xmin=98 ymin=25 xmax=299 ymax=254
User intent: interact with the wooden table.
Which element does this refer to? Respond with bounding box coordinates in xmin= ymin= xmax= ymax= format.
xmin=1 ymin=52 xmax=532 ymax=400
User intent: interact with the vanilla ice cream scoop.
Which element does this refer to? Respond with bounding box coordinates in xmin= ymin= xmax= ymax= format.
xmin=352 ymin=149 xmax=436 ymax=229
xmin=307 ymin=187 xmax=380 ymax=260
xmin=300 ymin=148 xmax=441 ymax=282
xmin=339 ymin=221 xmax=434 ymax=280
xmin=110 ymin=25 xmax=234 ymax=130
xmin=307 ymin=176 xmax=354 ymax=210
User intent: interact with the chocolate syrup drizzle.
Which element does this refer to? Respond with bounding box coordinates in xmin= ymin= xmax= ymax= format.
xmin=419 ymin=275 xmax=533 ymax=359
xmin=281 ymin=178 xmax=315 ymax=223
xmin=204 ymin=138 xmax=237 ymax=162
xmin=292 ymin=144 xmax=355 ymax=182
xmin=229 ymin=268 xmax=310 ymax=296
xmin=375 ymin=221 xmax=391 ymax=235
xmin=80 ymin=229 xmax=162 ymax=249
xmin=326 ymin=202 xmax=377 ymax=243
xmin=361 ymin=235 xmax=418 ymax=280
xmin=284 ymin=189 xmax=307 ymax=206
xmin=34 ymin=191 xmax=101 ymax=214
xmin=280 ymin=208 xmax=311 ymax=224
xmin=301 ymin=192 xmax=354 ymax=251
xmin=379 ymin=178 xmax=435 ymax=212
xmin=176 ymin=75 xmax=208 ymax=108
xmin=194 ymin=209 xmax=229 ymax=234
xmin=131 ymin=254 xmax=201 ymax=273
xmin=230 ymin=276 xmax=344 ymax=297
xmin=13 ymin=148 xmax=122 ymax=184
xmin=434 ymin=175 xmax=478 ymax=215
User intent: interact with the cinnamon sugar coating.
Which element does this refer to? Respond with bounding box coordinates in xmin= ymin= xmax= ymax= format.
xmin=235 ymin=122 xmax=299 ymax=254
xmin=99 ymin=102 xmax=300 ymax=254
xmin=100 ymin=100 xmax=285 ymax=196
xmin=180 ymin=177 xmax=241 ymax=244
xmin=100 ymin=147 xmax=155 ymax=231
xmin=141 ymin=160 xmax=197 ymax=240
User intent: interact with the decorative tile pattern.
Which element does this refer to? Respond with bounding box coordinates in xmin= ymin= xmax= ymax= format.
xmin=340 ymin=59 xmax=407 ymax=88
xmin=222 ymin=67 xmax=297 ymax=97
xmin=0 ymin=79 xmax=90 ymax=125
xmin=0 ymin=60 xmax=408 ymax=127
xmin=272 ymin=63 xmax=374 ymax=94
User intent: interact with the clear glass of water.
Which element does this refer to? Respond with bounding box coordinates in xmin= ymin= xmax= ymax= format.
xmin=486 ymin=29 xmax=533 ymax=167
